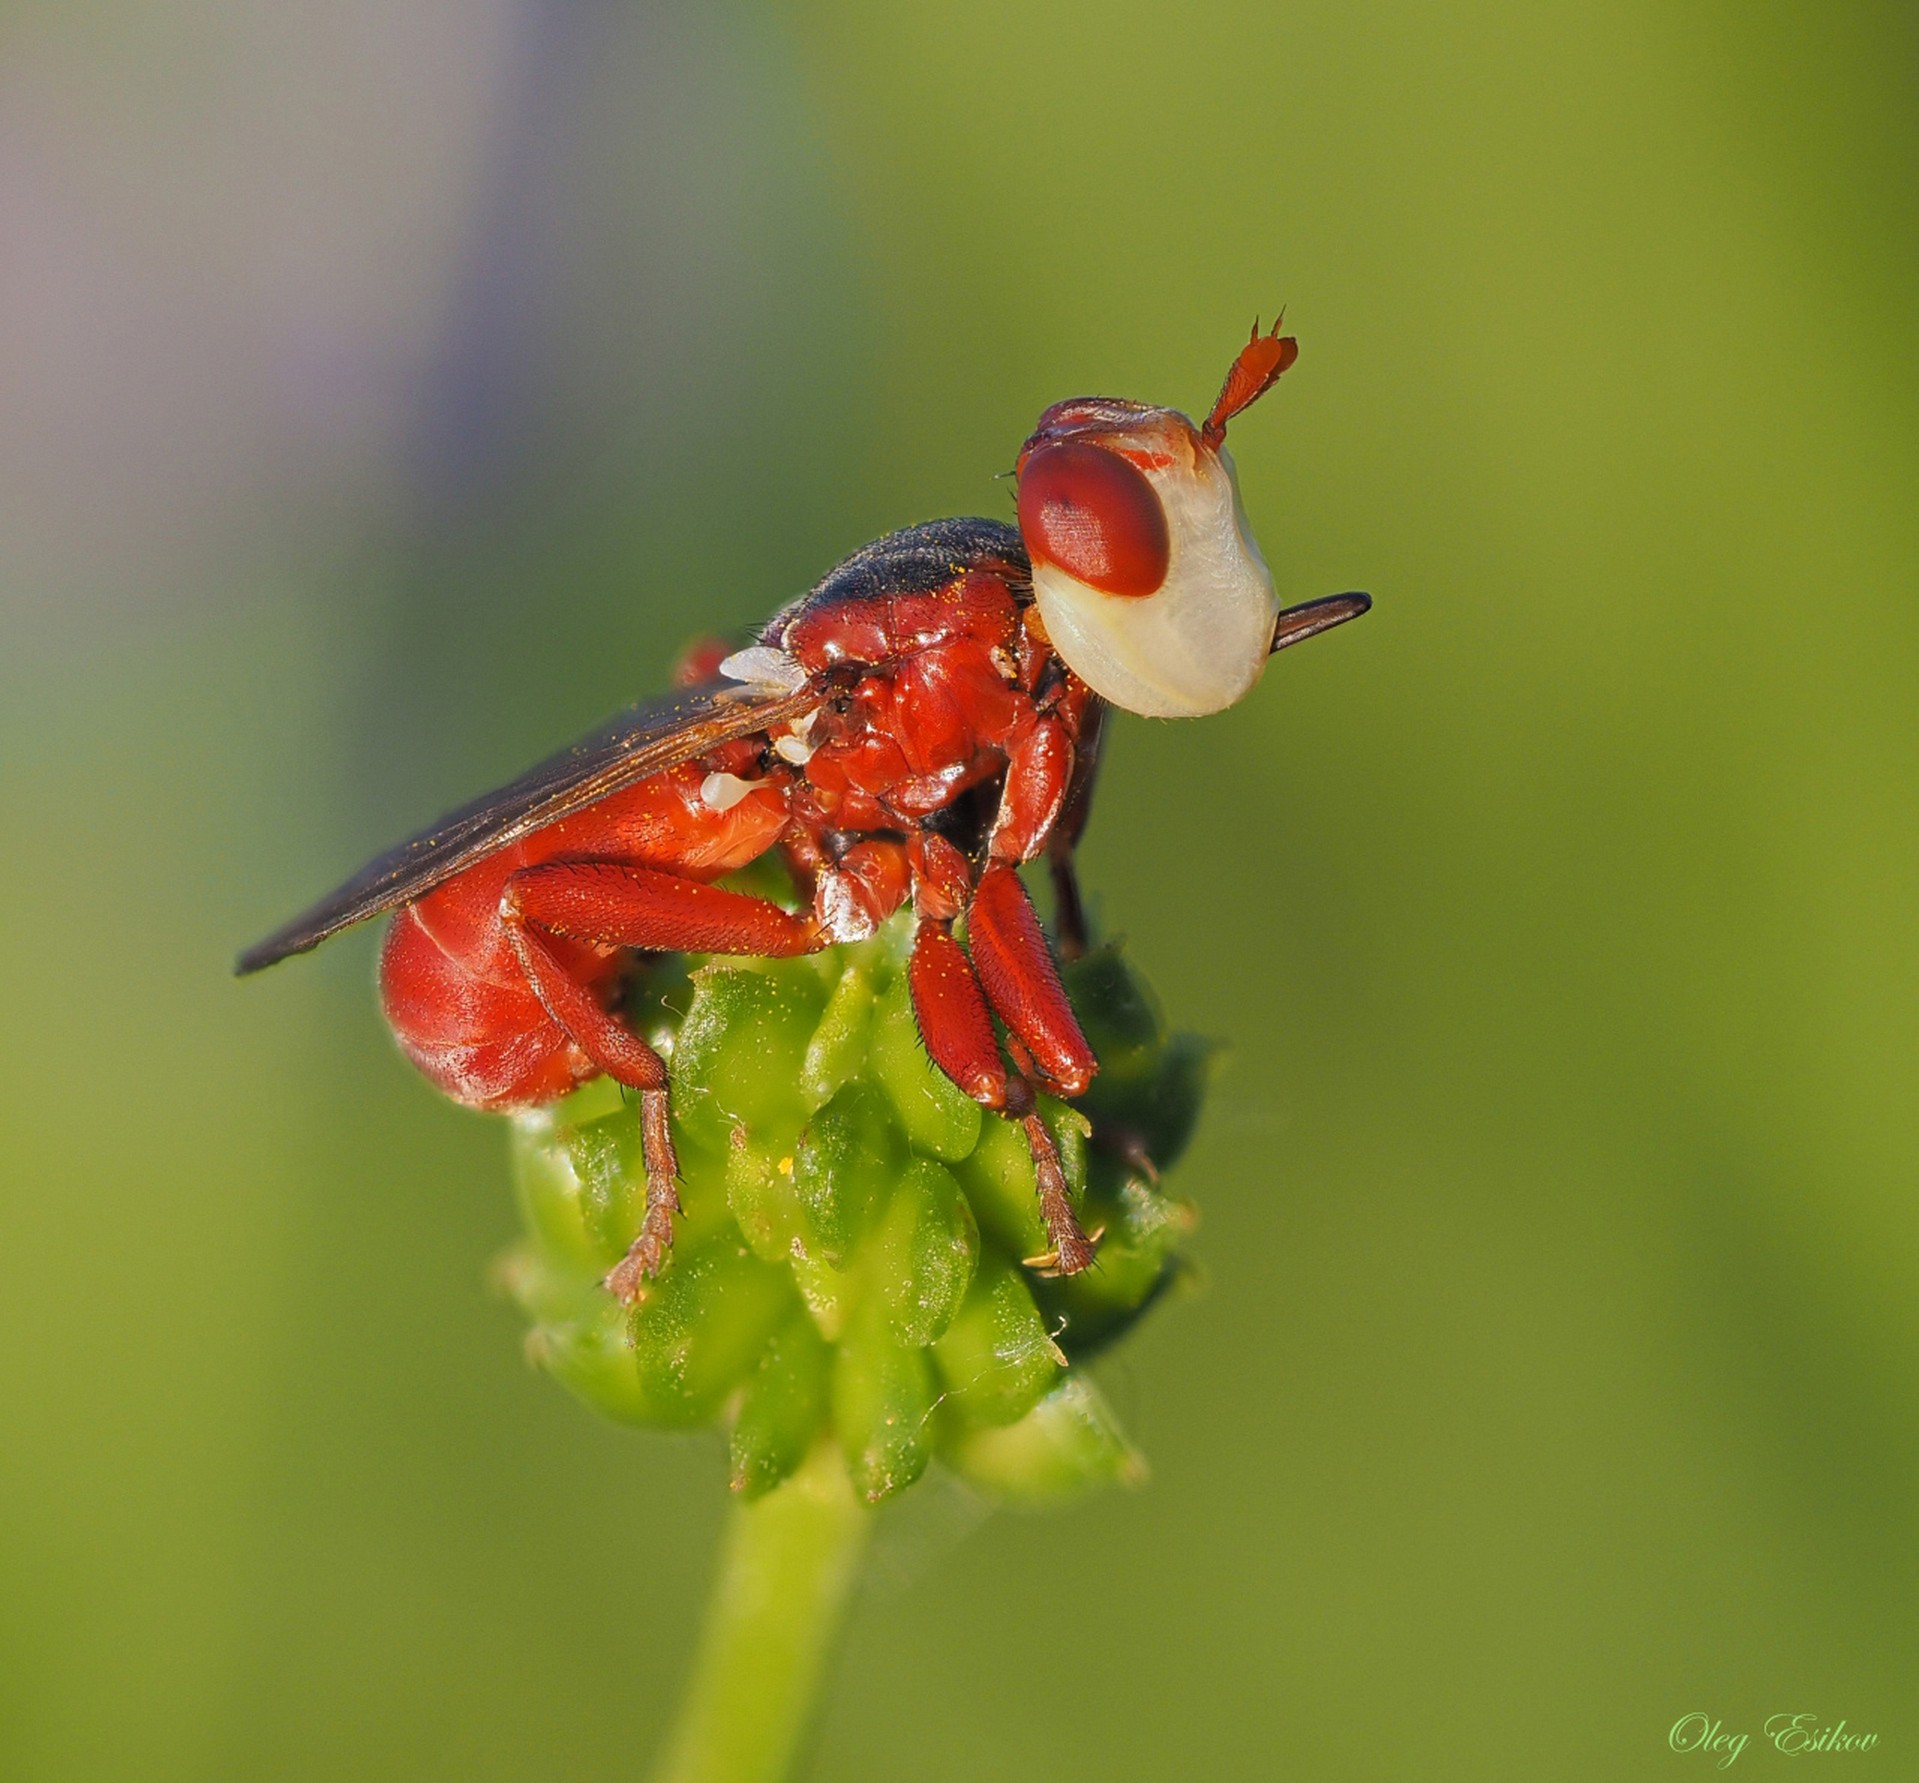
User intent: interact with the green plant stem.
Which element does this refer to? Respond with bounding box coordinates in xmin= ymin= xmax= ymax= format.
xmin=651 ymin=1442 xmax=870 ymax=1783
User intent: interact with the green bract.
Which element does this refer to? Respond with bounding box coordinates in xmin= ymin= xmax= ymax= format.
xmin=501 ymin=907 xmax=1205 ymax=1507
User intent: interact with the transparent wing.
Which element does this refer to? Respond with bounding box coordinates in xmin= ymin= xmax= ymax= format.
xmin=235 ymin=678 xmax=817 ymax=974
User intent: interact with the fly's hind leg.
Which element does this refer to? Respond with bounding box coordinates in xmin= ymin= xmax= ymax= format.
xmin=504 ymin=862 xmax=823 ymax=1300
xmin=504 ymin=919 xmax=683 ymax=1301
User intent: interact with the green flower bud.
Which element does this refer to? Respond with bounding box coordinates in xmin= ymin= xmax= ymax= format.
xmin=945 ymin=1376 xmax=1146 ymax=1504
xmin=724 ymin=1132 xmax=806 ymax=1266
xmin=953 ymin=1105 xmax=1065 ymax=1260
xmin=871 ymin=1158 xmax=978 ymax=1348
xmin=801 ymin=956 xmax=875 ymax=1109
xmin=512 ymin=1082 xmax=635 ymax=1277
xmin=1061 ymin=943 xmax=1165 ymax=1079
xmin=932 ymin=1254 xmax=1065 ymax=1429
xmin=1066 ymin=945 xmax=1214 ymax=1171
xmin=833 ymin=1297 xmax=937 ymax=1504
xmin=1036 ymin=1162 xmax=1194 ymax=1359
xmin=1100 ymin=1030 xmax=1214 ymax=1173
xmin=795 ymin=1082 xmax=901 ymax=1268
xmin=502 ymin=905 xmax=1209 ymax=1508
xmin=532 ymin=1233 xmax=797 ymax=1429
xmin=671 ymin=963 xmax=825 ymax=1158
xmin=865 ymin=967 xmax=983 ymax=1160
xmin=731 ymin=1312 xmax=833 ymax=1500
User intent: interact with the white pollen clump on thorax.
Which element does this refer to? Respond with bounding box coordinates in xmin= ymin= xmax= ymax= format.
xmin=700 ymin=771 xmax=757 ymax=812
xmin=773 ymin=730 xmax=815 ymax=766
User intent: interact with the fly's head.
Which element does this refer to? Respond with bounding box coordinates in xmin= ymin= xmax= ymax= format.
xmin=1015 ymin=321 xmax=1357 ymax=718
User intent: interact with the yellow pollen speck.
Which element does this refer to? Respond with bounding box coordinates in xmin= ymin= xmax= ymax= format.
xmin=777 ymin=1156 xmax=794 ymax=1176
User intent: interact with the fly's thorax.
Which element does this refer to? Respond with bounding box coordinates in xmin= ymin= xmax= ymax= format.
xmin=792 ymin=647 xmax=1035 ymax=825
xmin=757 ymin=523 xmax=1030 ymax=677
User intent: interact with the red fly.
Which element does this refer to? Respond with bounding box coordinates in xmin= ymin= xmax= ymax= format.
xmin=238 ymin=324 xmax=1370 ymax=1300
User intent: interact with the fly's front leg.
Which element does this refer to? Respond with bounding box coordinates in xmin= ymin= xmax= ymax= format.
xmin=986 ymin=713 xmax=1074 ymax=871
xmin=976 ymin=716 xmax=1098 ymax=1100
xmin=907 ymin=832 xmax=1095 ymax=1275
xmin=503 ymin=861 xmax=824 ymax=1301
xmin=963 ymin=865 xmax=1100 ymax=1275
xmin=1045 ymin=696 xmax=1106 ymax=960
xmin=906 ymin=916 xmax=1094 ymax=1275
xmin=984 ymin=707 xmax=1163 ymax=1188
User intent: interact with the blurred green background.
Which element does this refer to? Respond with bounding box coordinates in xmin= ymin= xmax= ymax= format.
xmin=3 ymin=2 xmax=1915 ymax=1777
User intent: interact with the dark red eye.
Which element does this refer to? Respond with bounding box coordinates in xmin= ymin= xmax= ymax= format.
xmin=1016 ymin=441 xmax=1170 ymax=598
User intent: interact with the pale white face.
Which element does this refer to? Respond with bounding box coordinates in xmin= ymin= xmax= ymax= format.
xmin=1016 ymin=403 xmax=1280 ymax=719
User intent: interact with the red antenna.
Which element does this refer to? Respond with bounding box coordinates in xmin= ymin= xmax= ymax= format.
xmin=1201 ymin=315 xmax=1299 ymax=446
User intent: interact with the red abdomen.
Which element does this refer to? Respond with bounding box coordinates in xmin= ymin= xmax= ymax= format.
xmin=378 ymin=763 xmax=786 ymax=1109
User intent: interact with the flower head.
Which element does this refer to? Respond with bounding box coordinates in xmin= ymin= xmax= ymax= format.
xmin=501 ymin=907 xmax=1207 ymax=1507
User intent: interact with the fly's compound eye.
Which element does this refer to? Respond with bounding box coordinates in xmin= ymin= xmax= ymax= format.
xmin=1016 ymin=441 xmax=1170 ymax=598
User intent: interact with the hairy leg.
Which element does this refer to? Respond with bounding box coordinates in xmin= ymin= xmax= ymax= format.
xmin=965 ymin=863 xmax=1095 ymax=1098
xmin=504 ymin=861 xmax=824 ymax=1299
xmin=907 ymin=917 xmax=1094 ymax=1274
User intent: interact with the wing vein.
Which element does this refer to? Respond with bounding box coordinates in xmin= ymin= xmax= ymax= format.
xmin=235 ymin=680 xmax=815 ymax=974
